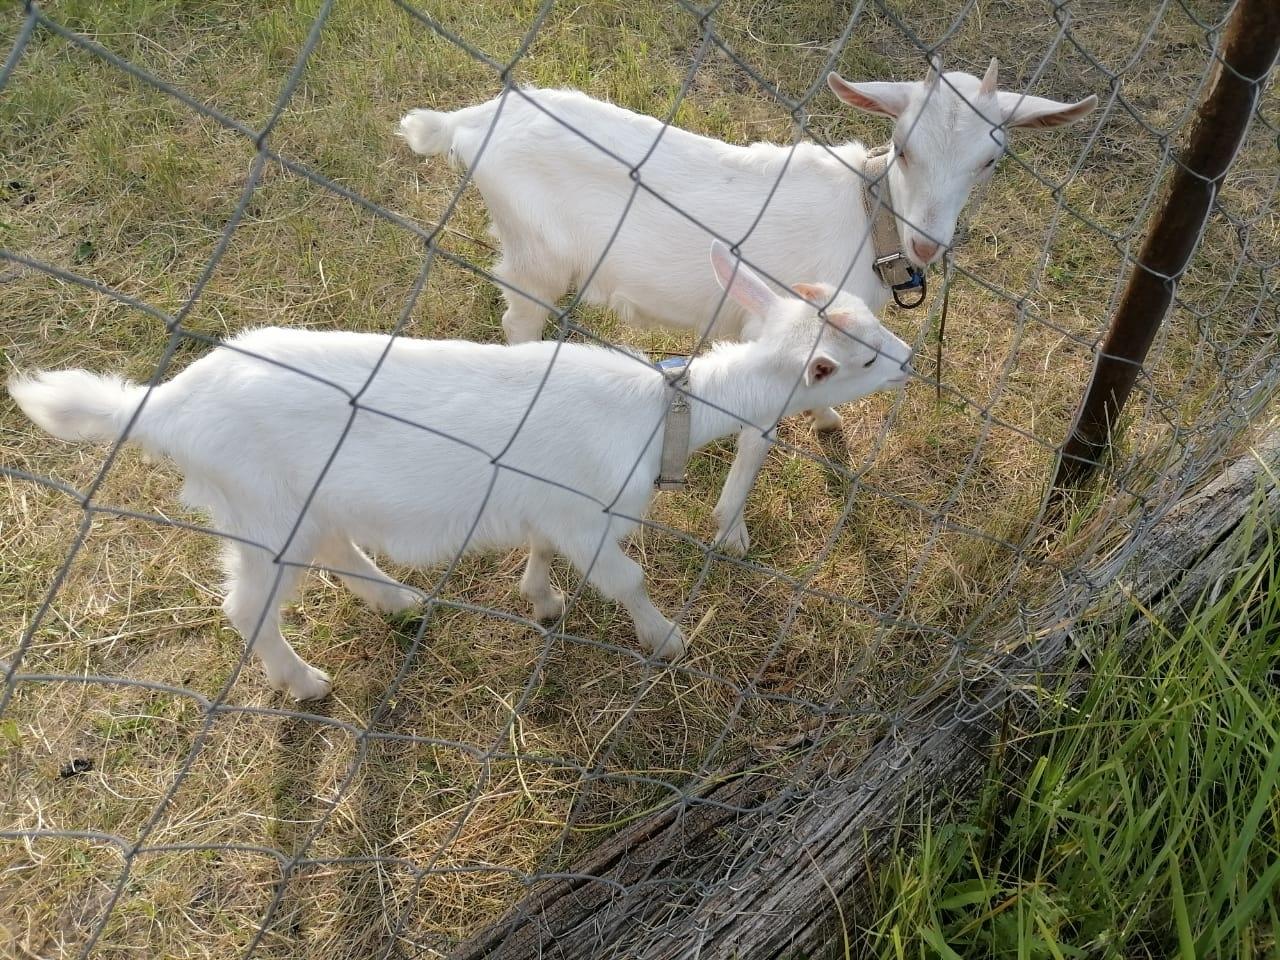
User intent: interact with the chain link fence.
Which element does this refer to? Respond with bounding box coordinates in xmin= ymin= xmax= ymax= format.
xmin=2 ymin=0 xmax=1277 ymax=956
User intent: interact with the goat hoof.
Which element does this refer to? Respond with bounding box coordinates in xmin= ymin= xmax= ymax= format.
xmin=531 ymin=589 xmax=566 ymax=623
xmin=372 ymin=584 xmax=421 ymax=615
xmin=642 ymin=626 xmax=686 ymax=662
xmin=713 ymin=522 xmax=750 ymax=557
xmin=808 ymin=407 xmax=843 ymax=432
xmin=271 ymin=664 xmax=332 ymax=702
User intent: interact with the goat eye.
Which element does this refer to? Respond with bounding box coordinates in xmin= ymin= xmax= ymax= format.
xmin=897 ymin=149 xmax=909 ymax=168
xmin=862 ymin=355 xmax=876 ymax=368
xmin=983 ymin=157 xmax=997 ymax=169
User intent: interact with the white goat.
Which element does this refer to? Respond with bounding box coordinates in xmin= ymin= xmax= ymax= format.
xmin=10 ymin=242 xmax=911 ymax=701
xmin=399 ymin=59 xmax=1095 ymax=554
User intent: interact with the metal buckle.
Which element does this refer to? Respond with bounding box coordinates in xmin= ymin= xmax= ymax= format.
xmin=874 ymin=252 xmax=913 ymax=288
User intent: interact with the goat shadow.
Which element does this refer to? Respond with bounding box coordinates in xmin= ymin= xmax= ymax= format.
xmin=258 ymin=699 xmax=331 ymax=958
xmin=259 ymin=614 xmax=425 ymax=960
xmin=327 ymin=607 xmax=448 ymax=960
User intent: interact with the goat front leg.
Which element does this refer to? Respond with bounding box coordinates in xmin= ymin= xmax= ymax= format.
xmin=808 ymin=406 xmax=843 ymax=432
xmin=712 ymin=426 xmax=774 ymax=556
xmin=562 ymin=538 xmax=685 ymax=660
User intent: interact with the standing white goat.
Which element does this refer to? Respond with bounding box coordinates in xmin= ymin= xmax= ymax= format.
xmin=399 ymin=58 xmax=1095 ymax=554
xmin=10 ymin=242 xmax=911 ymax=701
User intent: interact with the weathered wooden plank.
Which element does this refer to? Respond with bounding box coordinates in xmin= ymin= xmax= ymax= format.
xmin=450 ymin=431 xmax=1280 ymax=960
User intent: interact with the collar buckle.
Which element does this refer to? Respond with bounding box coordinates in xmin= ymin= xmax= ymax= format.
xmin=873 ymin=251 xmax=915 ymax=288
xmin=862 ymin=143 xmax=930 ymax=311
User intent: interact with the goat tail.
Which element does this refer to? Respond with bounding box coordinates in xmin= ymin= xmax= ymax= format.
xmin=398 ymin=108 xmax=458 ymax=158
xmin=8 ymin=369 xmax=152 ymax=446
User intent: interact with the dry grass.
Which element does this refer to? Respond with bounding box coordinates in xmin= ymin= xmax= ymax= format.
xmin=1 ymin=0 xmax=1275 ymax=956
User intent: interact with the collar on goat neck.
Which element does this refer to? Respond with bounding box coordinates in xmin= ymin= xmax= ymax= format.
xmin=654 ymin=343 xmax=802 ymax=494
xmin=655 ymin=346 xmax=775 ymax=491
xmin=862 ymin=143 xmax=927 ymax=308
xmin=654 ymin=356 xmax=692 ymax=491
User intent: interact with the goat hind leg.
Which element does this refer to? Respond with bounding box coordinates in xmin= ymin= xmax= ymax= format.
xmin=317 ymin=538 xmax=418 ymax=614
xmin=221 ymin=544 xmax=331 ymax=701
xmin=493 ymin=255 xmax=566 ymax=344
xmin=519 ymin=537 xmax=566 ymax=622
xmin=562 ymin=538 xmax=684 ymax=660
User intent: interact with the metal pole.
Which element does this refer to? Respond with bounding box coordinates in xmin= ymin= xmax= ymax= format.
xmin=1052 ymin=0 xmax=1280 ymax=490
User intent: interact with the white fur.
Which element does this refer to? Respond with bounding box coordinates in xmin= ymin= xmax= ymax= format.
xmin=9 ymin=244 xmax=910 ymax=700
xmin=9 ymin=370 xmax=145 ymax=443
xmin=399 ymin=61 xmax=1094 ymax=552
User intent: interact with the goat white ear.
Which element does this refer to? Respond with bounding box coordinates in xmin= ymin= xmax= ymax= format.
xmin=827 ymin=73 xmax=913 ymax=119
xmin=709 ymin=240 xmax=778 ymax=317
xmin=979 ymin=57 xmax=999 ymax=96
xmin=924 ymin=55 xmax=943 ymax=88
xmin=998 ymin=91 xmax=1098 ymax=129
xmin=805 ymin=354 xmax=840 ymax=386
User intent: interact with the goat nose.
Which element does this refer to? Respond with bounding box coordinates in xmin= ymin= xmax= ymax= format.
xmin=910 ymin=238 xmax=940 ymax=264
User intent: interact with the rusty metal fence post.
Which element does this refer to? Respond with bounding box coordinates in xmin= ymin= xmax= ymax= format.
xmin=1053 ymin=0 xmax=1280 ymax=490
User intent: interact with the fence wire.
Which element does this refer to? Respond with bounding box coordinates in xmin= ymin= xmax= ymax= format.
xmin=1 ymin=0 xmax=1277 ymax=956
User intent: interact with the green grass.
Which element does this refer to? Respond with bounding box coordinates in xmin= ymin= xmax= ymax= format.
xmin=865 ymin=511 xmax=1280 ymax=959
xmin=0 ymin=0 xmax=1276 ymax=956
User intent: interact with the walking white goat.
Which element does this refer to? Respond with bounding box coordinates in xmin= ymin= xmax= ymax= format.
xmin=10 ymin=242 xmax=911 ymax=700
xmin=399 ymin=58 xmax=1095 ymax=554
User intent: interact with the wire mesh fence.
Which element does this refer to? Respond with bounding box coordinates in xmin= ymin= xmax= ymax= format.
xmin=1 ymin=0 xmax=1276 ymax=956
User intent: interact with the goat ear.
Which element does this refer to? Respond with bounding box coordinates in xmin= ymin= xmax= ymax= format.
xmin=979 ymin=57 xmax=999 ymax=96
xmin=804 ymin=354 xmax=840 ymax=386
xmin=924 ymin=54 xmax=943 ymax=89
xmin=709 ymin=240 xmax=778 ymax=317
xmin=827 ymin=73 xmax=913 ymax=119
xmin=998 ymin=91 xmax=1098 ymax=129
xmin=792 ymin=282 xmax=828 ymax=305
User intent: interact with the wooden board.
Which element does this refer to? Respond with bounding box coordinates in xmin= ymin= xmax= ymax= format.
xmin=450 ymin=432 xmax=1280 ymax=960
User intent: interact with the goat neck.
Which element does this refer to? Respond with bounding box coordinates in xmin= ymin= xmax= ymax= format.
xmin=684 ymin=342 xmax=796 ymax=449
